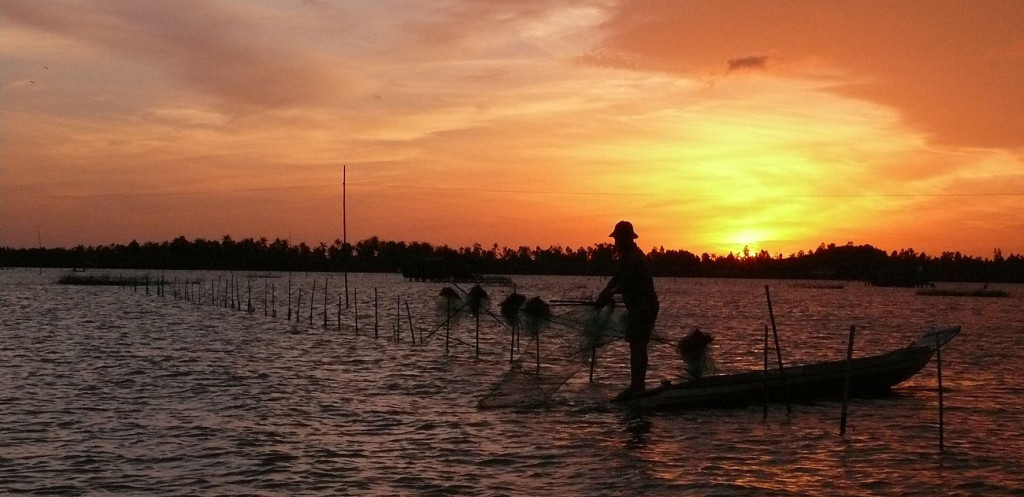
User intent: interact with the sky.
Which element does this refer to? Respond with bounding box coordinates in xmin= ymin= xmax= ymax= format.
xmin=2 ymin=0 xmax=1023 ymax=258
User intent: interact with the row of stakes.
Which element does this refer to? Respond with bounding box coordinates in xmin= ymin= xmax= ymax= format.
xmin=127 ymin=274 xmax=562 ymax=372
xmin=119 ymin=275 xmax=948 ymax=449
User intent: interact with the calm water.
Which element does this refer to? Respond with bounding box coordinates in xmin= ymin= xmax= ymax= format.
xmin=2 ymin=269 xmax=1022 ymax=496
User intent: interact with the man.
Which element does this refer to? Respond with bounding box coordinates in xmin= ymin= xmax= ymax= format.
xmin=596 ymin=221 xmax=659 ymax=399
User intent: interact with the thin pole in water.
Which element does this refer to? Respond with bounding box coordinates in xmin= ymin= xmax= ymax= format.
xmin=343 ymin=165 xmax=349 ymax=308
xmin=395 ymin=295 xmax=401 ymax=342
xmin=353 ymin=289 xmax=359 ymax=334
xmin=509 ymin=322 xmax=516 ymax=363
xmin=936 ymin=332 xmax=945 ymax=452
xmin=323 ymin=277 xmax=329 ymax=328
xmin=445 ymin=296 xmax=451 ymax=354
xmin=765 ymin=285 xmax=791 ymax=414
xmin=309 ymin=279 xmax=316 ymax=325
xmin=840 ymin=325 xmax=856 ymax=436
xmin=374 ymin=287 xmax=379 ymax=339
xmin=405 ymin=300 xmax=416 ymax=345
xmin=763 ymin=324 xmax=769 ymax=421
xmin=589 ymin=345 xmax=597 ymax=383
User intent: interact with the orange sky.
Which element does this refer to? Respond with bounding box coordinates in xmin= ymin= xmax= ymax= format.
xmin=2 ymin=0 xmax=1022 ymax=257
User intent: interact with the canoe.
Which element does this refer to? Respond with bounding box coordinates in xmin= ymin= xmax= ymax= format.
xmin=618 ymin=326 xmax=961 ymax=410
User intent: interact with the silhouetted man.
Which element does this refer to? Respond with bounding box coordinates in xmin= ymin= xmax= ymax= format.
xmin=596 ymin=221 xmax=659 ymax=400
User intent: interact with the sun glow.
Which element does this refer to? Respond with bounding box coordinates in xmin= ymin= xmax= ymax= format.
xmin=1 ymin=2 xmax=1022 ymax=256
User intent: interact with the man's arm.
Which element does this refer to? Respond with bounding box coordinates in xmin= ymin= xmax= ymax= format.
xmin=596 ymin=274 xmax=620 ymax=307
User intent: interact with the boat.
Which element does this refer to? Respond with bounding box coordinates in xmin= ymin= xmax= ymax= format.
xmin=617 ymin=326 xmax=961 ymax=410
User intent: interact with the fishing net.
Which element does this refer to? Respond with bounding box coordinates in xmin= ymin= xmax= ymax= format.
xmin=477 ymin=362 xmax=578 ymax=409
xmin=478 ymin=300 xmax=627 ymax=408
xmin=436 ymin=287 xmax=466 ymax=325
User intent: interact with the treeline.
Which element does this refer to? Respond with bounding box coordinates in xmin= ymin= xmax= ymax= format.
xmin=1 ymin=235 xmax=1023 ymax=284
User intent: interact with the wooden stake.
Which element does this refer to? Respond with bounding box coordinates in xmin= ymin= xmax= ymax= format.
xmin=589 ymin=345 xmax=597 ymax=383
xmin=840 ymin=325 xmax=856 ymax=436
xmin=353 ymin=289 xmax=359 ymax=334
xmin=509 ymin=322 xmax=516 ymax=363
xmin=445 ymin=296 xmax=451 ymax=354
xmin=373 ymin=287 xmax=379 ymax=339
xmin=763 ymin=324 xmax=769 ymax=420
xmin=765 ymin=285 xmax=791 ymax=414
xmin=535 ymin=323 xmax=541 ymax=374
xmin=310 ymin=279 xmax=316 ymax=325
xmin=475 ymin=313 xmax=481 ymax=358
xmin=395 ymin=295 xmax=401 ymax=342
xmin=323 ymin=277 xmax=329 ymax=328
xmin=936 ymin=332 xmax=945 ymax=452
xmin=405 ymin=300 xmax=416 ymax=345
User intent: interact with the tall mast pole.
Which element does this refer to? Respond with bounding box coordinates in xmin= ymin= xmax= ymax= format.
xmin=343 ymin=165 xmax=349 ymax=307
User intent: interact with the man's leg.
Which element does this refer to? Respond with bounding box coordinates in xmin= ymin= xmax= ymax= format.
xmin=629 ymin=341 xmax=648 ymax=391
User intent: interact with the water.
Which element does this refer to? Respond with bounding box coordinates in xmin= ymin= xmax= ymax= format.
xmin=2 ymin=269 xmax=1022 ymax=496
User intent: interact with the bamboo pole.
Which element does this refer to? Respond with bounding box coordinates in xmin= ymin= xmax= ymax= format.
xmin=374 ymin=288 xmax=379 ymax=339
xmin=323 ymin=277 xmax=329 ymax=328
xmin=395 ymin=295 xmax=401 ymax=342
xmin=936 ymin=332 xmax=945 ymax=452
xmin=353 ymin=289 xmax=359 ymax=334
xmin=405 ymin=300 xmax=416 ymax=345
xmin=535 ymin=323 xmax=541 ymax=374
xmin=509 ymin=322 xmax=516 ymax=363
xmin=287 ymin=274 xmax=293 ymax=320
xmin=763 ymin=324 xmax=769 ymax=420
xmin=296 ymin=288 xmax=303 ymax=324
xmin=840 ymin=325 xmax=856 ymax=435
xmin=271 ymin=283 xmax=276 ymax=318
xmin=309 ymin=279 xmax=316 ymax=325
xmin=765 ymin=285 xmax=791 ymax=414
xmin=589 ymin=345 xmax=597 ymax=383
xmin=445 ymin=296 xmax=452 ymax=354
xmin=343 ymin=164 xmax=349 ymax=308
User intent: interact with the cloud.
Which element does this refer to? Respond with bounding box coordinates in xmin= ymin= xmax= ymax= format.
xmin=588 ymin=0 xmax=1024 ymax=149
xmin=1 ymin=0 xmax=343 ymax=112
xmin=726 ymin=55 xmax=769 ymax=72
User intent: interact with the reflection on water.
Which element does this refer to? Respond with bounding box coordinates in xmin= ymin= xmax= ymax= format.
xmin=1 ymin=268 xmax=1023 ymax=496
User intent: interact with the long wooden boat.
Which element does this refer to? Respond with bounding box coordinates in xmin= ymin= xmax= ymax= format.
xmin=617 ymin=326 xmax=961 ymax=410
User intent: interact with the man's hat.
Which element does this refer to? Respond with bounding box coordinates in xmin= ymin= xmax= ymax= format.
xmin=609 ymin=220 xmax=638 ymax=239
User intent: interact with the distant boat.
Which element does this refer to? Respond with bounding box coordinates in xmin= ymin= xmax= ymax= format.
xmin=616 ymin=326 xmax=961 ymax=410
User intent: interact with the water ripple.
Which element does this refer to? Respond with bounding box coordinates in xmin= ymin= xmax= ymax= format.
xmin=1 ymin=270 xmax=1023 ymax=495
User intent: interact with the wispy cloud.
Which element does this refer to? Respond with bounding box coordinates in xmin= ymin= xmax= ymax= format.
xmin=726 ymin=55 xmax=771 ymax=72
xmin=2 ymin=0 xmax=343 ymax=112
